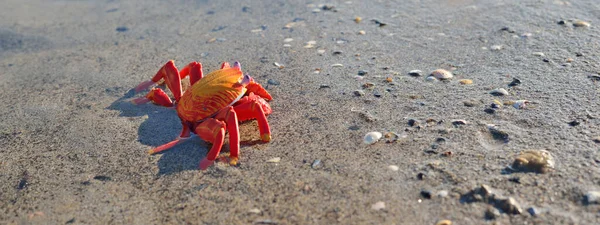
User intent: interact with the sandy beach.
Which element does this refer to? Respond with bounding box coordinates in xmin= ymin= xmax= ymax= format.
xmin=1 ymin=0 xmax=600 ymax=224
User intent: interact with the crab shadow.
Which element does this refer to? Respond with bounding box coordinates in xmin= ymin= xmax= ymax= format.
xmin=107 ymin=88 xmax=207 ymax=175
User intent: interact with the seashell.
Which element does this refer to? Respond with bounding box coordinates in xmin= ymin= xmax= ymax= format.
xmin=364 ymin=132 xmax=382 ymax=145
xmin=388 ymin=165 xmax=399 ymax=171
xmin=489 ymin=88 xmax=509 ymax=96
xmin=358 ymin=30 xmax=366 ymax=35
xmin=436 ymin=220 xmax=452 ymax=225
xmin=459 ymin=79 xmax=473 ymax=85
xmin=508 ymin=150 xmax=555 ymax=173
xmin=490 ymin=45 xmax=503 ymax=50
xmin=513 ymin=100 xmax=530 ymax=109
xmin=430 ymin=69 xmax=453 ymax=80
xmin=273 ymin=62 xmax=284 ymax=69
xmin=426 ymin=76 xmax=438 ymax=82
xmin=408 ymin=70 xmax=423 ymax=76
xmin=354 ymin=16 xmax=362 ymax=23
xmin=283 ymin=38 xmax=294 ymax=42
xmin=331 ymin=63 xmax=344 ymax=67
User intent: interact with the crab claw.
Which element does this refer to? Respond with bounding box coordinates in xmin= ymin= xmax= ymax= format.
xmin=135 ymin=80 xmax=156 ymax=92
xmin=233 ymin=61 xmax=241 ymax=71
xmin=132 ymin=88 xmax=174 ymax=107
xmin=246 ymin=79 xmax=273 ymax=101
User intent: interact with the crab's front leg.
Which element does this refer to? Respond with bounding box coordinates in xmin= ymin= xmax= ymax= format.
xmin=233 ymin=93 xmax=272 ymax=142
xmin=194 ymin=106 xmax=241 ymax=170
xmin=133 ymin=61 xmax=204 ymax=103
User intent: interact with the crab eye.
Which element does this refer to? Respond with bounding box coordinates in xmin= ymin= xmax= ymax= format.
xmin=241 ymin=74 xmax=252 ymax=85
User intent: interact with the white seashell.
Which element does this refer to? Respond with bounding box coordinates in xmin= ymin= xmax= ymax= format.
xmin=426 ymin=76 xmax=438 ymax=82
xmin=317 ymin=49 xmax=326 ymax=54
xmin=532 ymin=52 xmax=545 ymax=57
xmin=248 ymin=208 xmax=261 ymax=214
xmin=266 ymin=157 xmax=281 ymax=163
xmin=364 ymin=132 xmax=382 ymax=145
xmin=430 ymin=69 xmax=453 ymax=80
xmin=283 ymin=38 xmax=294 ymax=42
xmin=371 ymin=201 xmax=385 ymax=210
xmin=388 ymin=165 xmax=399 ymax=171
xmin=490 ymin=45 xmax=503 ymax=50
xmin=513 ymin=100 xmax=530 ymax=109
xmin=331 ymin=63 xmax=344 ymax=67
xmin=490 ymin=88 xmax=509 ymax=96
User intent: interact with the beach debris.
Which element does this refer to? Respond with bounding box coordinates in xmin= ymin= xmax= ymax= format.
xmin=248 ymin=208 xmax=262 ymax=214
xmin=371 ymin=201 xmax=386 ymax=210
xmin=461 ymin=184 xmax=523 ymax=215
xmin=573 ymin=20 xmax=591 ymax=27
xmin=426 ymin=76 xmax=438 ymax=82
xmin=489 ymin=88 xmax=509 ymax=96
xmin=487 ymin=124 xmax=510 ymax=143
xmin=430 ymin=69 xmax=453 ymax=80
xmin=311 ymin=159 xmax=322 ymax=169
xmin=568 ymin=119 xmax=581 ymax=126
xmin=458 ymin=79 xmax=473 ymax=85
xmin=358 ymin=70 xmax=368 ymax=76
xmin=584 ymin=191 xmax=600 ymax=204
xmin=513 ymin=100 xmax=530 ymax=109
xmin=354 ymin=16 xmax=362 ymax=23
xmin=266 ymin=157 xmax=281 ymax=163
xmin=273 ymin=62 xmax=284 ymax=69
xmin=331 ymin=63 xmax=344 ymax=67
xmin=93 ymin=175 xmax=112 ymax=181
xmin=435 ymin=220 xmax=452 ymax=225
xmin=388 ymin=165 xmax=399 ymax=171
xmin=384 ymin=132 xmax=406 ymax=143
xmin=358 ymin=30 xmax=366 ymax=35
xmin=364 ymin=132 xmax=383 ymax=145
xmin=508 ymin=150 xmax=555 ymax=173
xmin=508 ymin=78 xmax=521 ymax=87
xmin=408 ymin=70 xmax=423 ymax=77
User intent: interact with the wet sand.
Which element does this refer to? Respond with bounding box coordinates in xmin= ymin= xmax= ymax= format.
xmin=1 ymin=0 xmax=600 ymax=224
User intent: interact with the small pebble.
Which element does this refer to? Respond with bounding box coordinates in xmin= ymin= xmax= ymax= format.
xmin=371 ymin=201 xmax=385 ymax=210
xmin=283 ymin=38 xmax=294 ymax=42
xmin=430 ymin=69 xmax=453 ymax=80
xmin=354 ymin=16 xmax=362 ymax=23
xmin=273 ymin=62 xmax=284 ymax=69
xmin=353 ymin=90 xmax=365 ymax=96
xmin=358 ymin=30 xmax=366 ymax=35
xmin=584 ymin=191 xmax=600 ymax=204
xmin=458 ymin=79 xmax=473 ymax=85
xmin=408 ymin=70 xmax=423 ymax=77
xmin=513 ymin=100 xmax=530 ymax=109
xmin=358 ymin=70 xmax=368 ymax=76
xmin=436 ymin=190 xmax=449 ymax=198
xmin=116 ymin=26 xmax=128 ymax=32
xmin=435 ymin=220 xmax=452 ymax=225
xmin=532 ymin=52 xmax=545 ymax=57
xmin=248 ymin=208 xmax=262 ymax=214
xmin=490 ymin=45 xmax=503 ymax=50
xmin=527 ymin=207 xmax=542 ymax=216
xmin=267 ymin=79 xmax=280 ymax=85
xmin=364 ymin=132 xmax=383 ymax=145
xmin=283 ymin=44 xmax=291 ymax=47
xmin=388 ymin=165 xmax=399 ymax=171
xmin=426 ymin=76 xmax=438 ymax=82
xmin=508 ymin=78 xmax=521 ymax=87
xmin=266 ymin=157 xmax=281 ymax=163
xmin=451 ymin=120 xmax=468 ymax=126
xmin=592 ymin=136 xmax=600 ymax=143
xmin=317 ymin=49 xmax=326 ymax=55
xmin=573 ymin=20 xmax=591 ymax=27
xmin=489 ymin=88 xmax=509 ymax=96
xmin=331 ymin=63 xmax=344 ymax=67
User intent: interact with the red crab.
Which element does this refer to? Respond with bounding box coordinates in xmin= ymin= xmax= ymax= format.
xmin=132 ymin=61 xmax=272 ymax=170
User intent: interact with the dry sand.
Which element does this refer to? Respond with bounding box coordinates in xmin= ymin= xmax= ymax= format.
xmin=1 ymin=0 xmax=600 ymax=224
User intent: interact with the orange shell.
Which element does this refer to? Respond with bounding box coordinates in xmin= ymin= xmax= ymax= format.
xmin=176 ymin=68 xmax=245 ymax=122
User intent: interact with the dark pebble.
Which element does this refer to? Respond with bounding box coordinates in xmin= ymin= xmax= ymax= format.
xmin=65 ymin=218 xmax=76 ymax=224
xmin=491 ymin=103 xmax=501 ymax=109
xmin=508 ymin=78 xmax=521 ymax=87
xmin=484 ymin=108 xmax=496 ymax=114
xmin=348 ymin=125 xmax=360 ymax=130
xmin=212 ymin=26 xmax=227 ymax=32
xmin=333 ymin=51 xmax=343 ymax=55
xmin=116 ymin=26 xmax=128 ymax=32
xmin=508 ymin=177 xmax=521 ymax=184
xmin=373 ymin=90 xmax=382 ymax=98
xmin=370 ymin=19 xmax=387 ymax=27
xmin=242 ymin=6 xmax=250 ymax=12
xmin=416 ymin=172 xmax=426 ymax=180
xmin=435 ymin=137 xmax=446 ymax=143
xmin=557 ymin=20 xmax=566 ymax=25
xmin=358 ymin=70 xmax=368 ymax=76
xmin=568 ymin=120 xmax=581 ymax=126
xmin=500 ymin=26 xmax=515 ymax=33
xmin=267 ymin=79 xmax=280 ymax=85
xmin=17 ymin=171 xmax=28 ymax=190
xmin=420 ymin=189 xmax=433 ymax=199
xmin=106 ymin=8 xmax=118 ymax=13
xmin=408 ymin=119 xmax=418 ymax=127
xmin=93 ymin=175 xmax=112 ymax=181
xmin=527 ymin=207 xmax=542 ymax=216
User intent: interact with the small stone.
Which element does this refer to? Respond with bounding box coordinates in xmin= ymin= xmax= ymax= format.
xmin=435 ymin=220 xmax=452 ymax=225
xmin=371 ymin=201 xmax=385 ymax=210
xmin=495 ymin=197 xmax=522 ymax=214
xmin=248 ymin=208 xmax=262 ymax=214
xmin=354 ymin=16 xmax=362 ymax=23
xmin=332 ymin=51 xmax=343 ymax=55
xmin=331 ymin=63 xmax=344 ymax=67
xmin=463 ymin=100 xmax=479 ymax=107
xmin=487 ymin=124 xmax=509 ymax=143
xmin=458 ymin=79 xmax=473 ymax=85
xmin=592 ymin=136 xmax=600 ymax=143
xmin=267 ymin=79 xmax=280 ymax=85
xmin=584 ymin=191 xmax=600 ymax=204
xmin=407 ymin=119 xmax=419 ymax=127
xmin=430 ymin=69 xmax=453 ymax=80
xmin=364 ymin=132 xmax=383 ymax=145
xmin=358 ymin=30 xmax=366 ymax=35
xmin=485 ymin=207 xmax=502 ymax=220
xmin=513 ymin=100 xmax=530 ymax=109
xmin=420 ymin=189 xmax=433 ymax=199
xmin=484 ymin=108 xmax=496 ymax=114
xmin=532 ymin=52 xmax=545 ymax=57
xmin=568 ymin=120 xmax=581 ymax=126
xmin=283 ymin=44 xmax=291 ymax=47
xmin=273 ymin=62 xmax=284 ymax=69
xmin=436 ymin=190 xmax=449 ymax=198
xmin=116 ymin=26 xmax=128 ymax=32
xmin=527 ymin=207 xmax=542 ymax=216
xmin=508 ymin=78 xmax=521 ymax=87
xmin=451 ymin=120 xmax=468 ymax=126
xmin=358 ymin=70 xmax=368 ymax=76
xmin=283 ymin=38 xmax=294 ymax=42
xmin=426 ymin=76 xmax=438 ymax=82
xmin=490 ymin=45 xmax=503 ymax=50
xmin=266 ymin=157 xmax=281 ymax=163
xmin=317 ymin=49 xmax=326 ymax=55
xmin=408 ymin=70 xmax=423 ymax=77
xmin=353 ymin=90 xmax=365 ymax=96
xmin=311 ymin=159 xmax=321 ymax=169
xmin=573 ymin=20 xmax=591 ymax=27
xmin=489 ymin=88 xmax=509 ymax=96
xmin=388 ymin=165 xmax=399 ymax=171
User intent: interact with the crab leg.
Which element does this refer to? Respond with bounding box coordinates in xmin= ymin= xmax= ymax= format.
xmin=132 ymin=88 xmax=174 ymax=107
xmin=195 ymin=118 xmax=227 ymax=170
xmin=146 ymin=121 xmax=191 ymax=155
xmin=134 ymin=60 xmax=183 ymax=101
xmin=213 ymin=106 xmax=241 ymax=165
xmin=220 ymin=62 xmax=231 ymax=69
xmin=233 ymin=93 xmax=272 ymax=142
